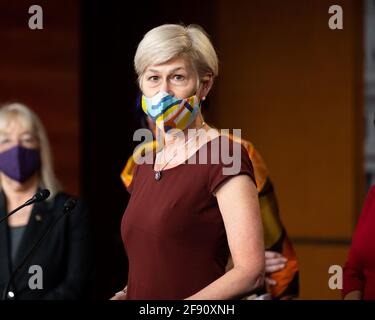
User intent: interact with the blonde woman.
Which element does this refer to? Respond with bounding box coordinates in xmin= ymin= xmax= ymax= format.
xmin=0 ymin=103 xmax=92 ymax=300
xmin=112 ymin=24 xmax=265 ymax=300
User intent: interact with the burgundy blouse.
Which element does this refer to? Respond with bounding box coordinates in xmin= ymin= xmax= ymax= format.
xmin=343 ymin=186 xmax=375 ymax=299
xmin=121 ymin=136 xmax=256 ymax=299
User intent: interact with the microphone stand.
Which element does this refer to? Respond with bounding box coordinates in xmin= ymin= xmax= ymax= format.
xmin=0 ymin=202 xmax=33 ymax=225
xmin=2 ymin=199 xmax=76 ymax=300
xmin=0 ymin=189 xmax=50 ymax=225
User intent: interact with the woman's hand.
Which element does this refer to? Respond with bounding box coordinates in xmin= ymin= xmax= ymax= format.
xmin=264 ymin=251 xmax=287 ymax=286
xmin=110 ymin=286 xmax=128 ymax=300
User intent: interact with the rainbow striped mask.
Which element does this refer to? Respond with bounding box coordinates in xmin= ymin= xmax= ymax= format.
xmin=141 ymin=91 xmax=200 ymax=132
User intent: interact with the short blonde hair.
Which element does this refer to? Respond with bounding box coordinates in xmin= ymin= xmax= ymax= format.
xmin=0 ymin=102 xmax=62 ymax=196
xmin=134 ymin=24 xmax=219 ymax=82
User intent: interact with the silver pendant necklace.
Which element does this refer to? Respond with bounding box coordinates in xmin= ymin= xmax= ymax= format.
xmin=154 ymin=122 xmax=206 ymax=181
xmin=154 ymin=171 xmax=162 ymax=181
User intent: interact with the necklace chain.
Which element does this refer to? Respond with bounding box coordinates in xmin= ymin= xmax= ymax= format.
xmin=154 ymin=122 xmax=206 ymax=181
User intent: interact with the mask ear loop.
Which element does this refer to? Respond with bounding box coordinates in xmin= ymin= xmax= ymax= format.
xmin=194 ymin=79 xmax=206 ymax=128
xmin=155 ymin=122 xmax=166 ymax=153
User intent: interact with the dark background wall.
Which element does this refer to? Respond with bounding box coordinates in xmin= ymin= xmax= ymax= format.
xmin=0 ymin=0 xmax=80 ymax=195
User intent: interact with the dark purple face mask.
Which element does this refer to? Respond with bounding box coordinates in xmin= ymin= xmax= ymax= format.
xmin=0 ymin=145 xmax=41 ymax=183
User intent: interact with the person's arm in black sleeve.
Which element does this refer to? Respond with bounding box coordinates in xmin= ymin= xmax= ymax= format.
xmin=41 ymin=199 xmax=94 ymax=300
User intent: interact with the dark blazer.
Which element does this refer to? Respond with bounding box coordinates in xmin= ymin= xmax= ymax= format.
xmin=0 ymin=191 xmax=93 ymax=300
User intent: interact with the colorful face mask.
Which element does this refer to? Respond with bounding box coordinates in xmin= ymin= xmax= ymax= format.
xmin=0 ymin=145 xmax=41 ymax=183
xmin=141 ymin=91 xmax=200 ymax=132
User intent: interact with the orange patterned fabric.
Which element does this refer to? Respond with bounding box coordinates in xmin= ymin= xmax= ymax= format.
xmin=236 ymin=136 xmax=299 ymax=298
xmin=267 ymin=234 xmax=299 ymax=298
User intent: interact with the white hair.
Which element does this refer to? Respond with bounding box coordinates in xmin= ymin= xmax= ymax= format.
xmin=0 ymin=102 xmax=62 ymax=196
xmin=134 ymin=24 xmax=219 ymax=82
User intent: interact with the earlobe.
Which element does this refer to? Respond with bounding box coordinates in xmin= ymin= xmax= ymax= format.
xmin=202 ymin=79 xmax=213 ymax=98
xmin=197 ymin=73 xmax=214 ymax=101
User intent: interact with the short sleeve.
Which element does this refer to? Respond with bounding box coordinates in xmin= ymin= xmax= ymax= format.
xmin=208 ymin=139 xmax=256 ymax=195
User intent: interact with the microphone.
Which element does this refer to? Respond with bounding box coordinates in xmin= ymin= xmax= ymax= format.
xmin=63 ymin=197 xmax=77 ymax=213
xmin=2 ymin=196 xmax=78 ymax=300
xmin=25 ymin=189 xmax=50 ymax=205
xmin=0 ymin=189 xmax=50 ymax=224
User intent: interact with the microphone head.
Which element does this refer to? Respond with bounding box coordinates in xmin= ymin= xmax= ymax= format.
xmin=63 ymin=197 xmax=77 ymax=213
xmin=33 ymin=189 xmax=50 ymax=202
